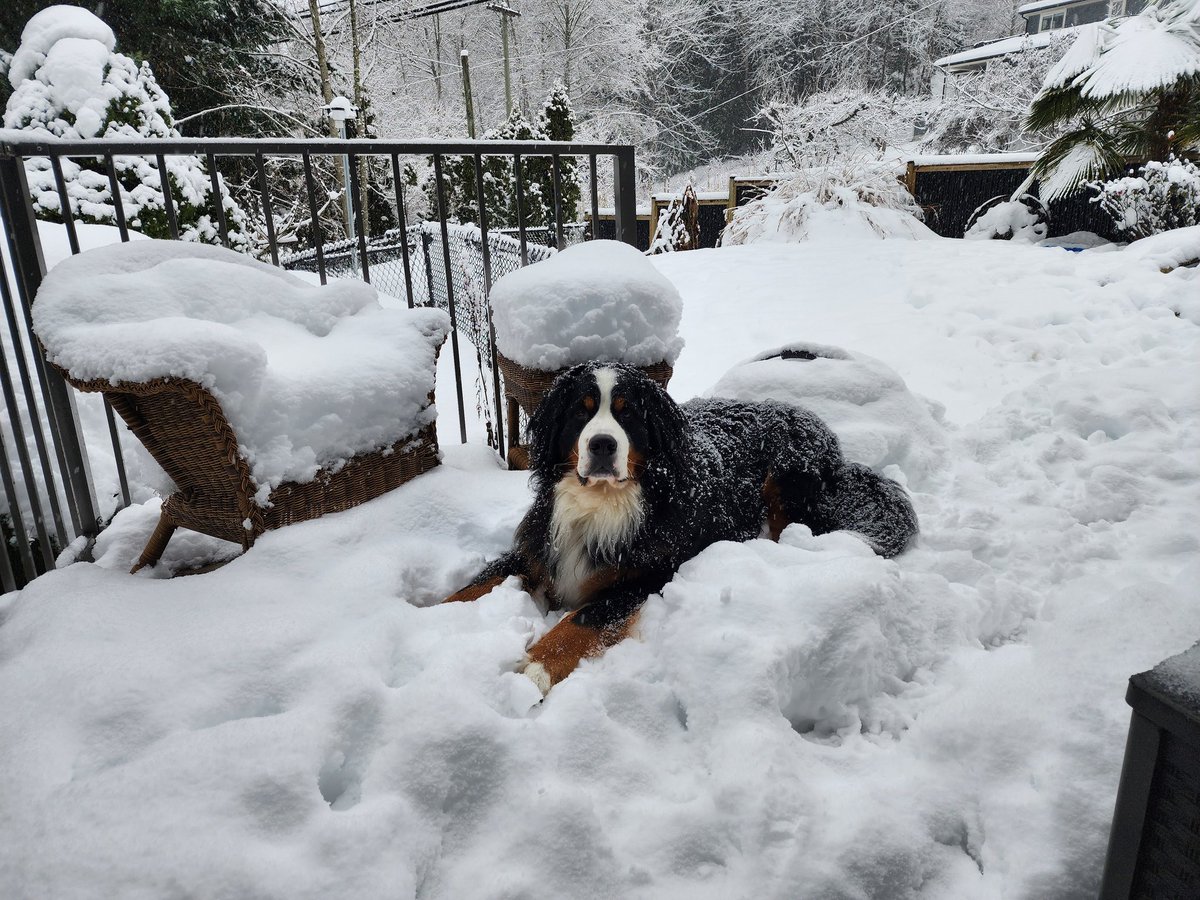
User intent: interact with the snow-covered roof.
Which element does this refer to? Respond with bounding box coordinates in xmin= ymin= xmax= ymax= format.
xmin=905 ymin=152 xmax=1041 ymax=166
xmin=1018 ymin=0 xmax=1095 ymax=17
xmin=934 ymin=26 xmax=1081 ymax=68
xmin=593 ymin=205 xmax=651 ymax=217
xmin=651 ymin=191 xmax=730 ymax=202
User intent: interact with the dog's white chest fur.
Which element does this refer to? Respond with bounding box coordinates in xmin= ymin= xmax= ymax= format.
xmin=549 ymin=478 xmax=644 ymax=609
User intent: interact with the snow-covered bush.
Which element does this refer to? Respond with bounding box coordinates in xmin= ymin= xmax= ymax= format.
xmin=648 ymin=181 xmax=699 ymax=254
xmin=1091 ymin=156 xmax=1200 ymax=239
xmin=722 ymin=162 xmax=932 ymax=244
xmin=3 ymin=6 xmax=251 ymax=249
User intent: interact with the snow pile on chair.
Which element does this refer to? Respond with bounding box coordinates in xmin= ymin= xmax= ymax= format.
xmin=489 ymin=239 xmax=684 ymax=371
xmin=34 ymin=240 xmax=450 ymax=495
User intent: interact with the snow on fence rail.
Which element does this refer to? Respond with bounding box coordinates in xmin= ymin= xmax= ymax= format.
xmin=0 ymin=134 xmax=638 ymax=592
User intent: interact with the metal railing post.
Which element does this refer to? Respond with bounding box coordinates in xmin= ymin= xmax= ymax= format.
xmin=0 ymin=153 xmax=100 ymax=546
xmin=612 ymin=147 xmax=638 ymax=248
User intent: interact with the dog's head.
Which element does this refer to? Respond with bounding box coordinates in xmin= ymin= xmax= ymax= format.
xmin=527 ymin=362 xmax=688 ymax=493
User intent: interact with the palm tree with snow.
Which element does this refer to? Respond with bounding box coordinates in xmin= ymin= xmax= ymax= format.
xmin=1027 ymin=0 xmax=1200 ymax=199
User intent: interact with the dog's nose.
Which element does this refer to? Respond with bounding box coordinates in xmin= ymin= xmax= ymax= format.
xmin=588 ymin=434 xmax=618 ymax=459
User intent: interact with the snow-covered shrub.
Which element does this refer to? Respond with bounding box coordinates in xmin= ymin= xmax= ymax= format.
xmin=648 ymin=181 xmax=699 ymax=254
xmin=1091 ymin=157 xmax=1200 ymax=240
xmin=722 ymin=162 xmax=932 ymax=244
xmin=3 ymin=6 xmax=251 ymax=249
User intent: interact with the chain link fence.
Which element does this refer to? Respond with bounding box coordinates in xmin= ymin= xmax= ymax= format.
xmin=280 ymin=222 xmax=585 ymax=447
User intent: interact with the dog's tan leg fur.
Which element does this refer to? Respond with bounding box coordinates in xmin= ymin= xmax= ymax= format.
xmin=522 ymin=608 xmax=641 ymax=693
xmin=763 ymin=475 xmax=790 ymax=542
xmin=442 ymin=575 xmax=507 ymax=603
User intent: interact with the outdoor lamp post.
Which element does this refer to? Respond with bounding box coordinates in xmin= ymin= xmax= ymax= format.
xmin=323 ymin=96 xmax=359 ymax=268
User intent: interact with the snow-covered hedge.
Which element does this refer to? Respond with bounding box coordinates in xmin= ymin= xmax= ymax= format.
xmin=722 ymin=163 xmax=933 ymax=244
xmin=33 ymin=240 xmax=449 ymax=501
xmin=489 ymin=239 xmax=684 ymax=371
xmin=1092 ymin=157 xmax=1200 ymax=240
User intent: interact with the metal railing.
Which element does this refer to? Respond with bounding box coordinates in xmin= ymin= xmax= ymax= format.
xmin=0 ymin=134 xmax=639 ymax=591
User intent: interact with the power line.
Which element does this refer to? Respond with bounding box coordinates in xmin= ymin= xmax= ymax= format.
xmin=299 ymin=0 xmax=493 ymax=22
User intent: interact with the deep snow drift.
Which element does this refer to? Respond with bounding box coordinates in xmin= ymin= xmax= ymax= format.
xmin=2 ymin=231 xmax=1199 ymax=899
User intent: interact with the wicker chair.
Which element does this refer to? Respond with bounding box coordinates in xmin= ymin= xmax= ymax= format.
xmin=62 ymin=369 xmax=441 ymax=573
xmin=495 ymin=352 xmax=673 ymax=470
xmin=33 ymin=238 xmax=448 ymax=574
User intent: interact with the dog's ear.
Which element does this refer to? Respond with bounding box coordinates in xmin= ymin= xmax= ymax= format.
xmin=526 ymin=364 xmax=584 ymax=478
xmin=638 ymin=372 xmax=690 ymax=495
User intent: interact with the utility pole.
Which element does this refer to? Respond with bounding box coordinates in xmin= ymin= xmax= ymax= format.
xmin=487 ymin=2 xmax=521 ymax=114
xmin=460 ymin=50 xmax=476 ymax=137
xmin=347 ymin=0 xmax=370 ymax=236
xmin=306 ymin=0 xmax=337 ymax=137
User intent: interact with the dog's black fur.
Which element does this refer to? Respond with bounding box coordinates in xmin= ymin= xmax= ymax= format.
xmin=447 ymin=361 xmax=918 ymax=688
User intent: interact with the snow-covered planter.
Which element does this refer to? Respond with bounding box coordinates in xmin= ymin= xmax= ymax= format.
xmin=1092 ymin=157 xmax=1200 ymax=240
xmin=488 ymin=239 xmax=684 ymax=467
xmin=721 ymin=162 xmax=934 ymax=244
xmin=33 ymin=239 xmax=450 ymax=569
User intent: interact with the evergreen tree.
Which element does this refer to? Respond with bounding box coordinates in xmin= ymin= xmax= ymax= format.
xmin=1 ymin=0 xmax=313 ymax=137
xmin=538 ymin=81 xmax=581 ymax=229
xmin=421 ymin=106 xmax=548 ymax=229
xmin=496 ymin=105 xmax=549 ymax=228
xmin=4 ymin=6 xmax=252 ymax=248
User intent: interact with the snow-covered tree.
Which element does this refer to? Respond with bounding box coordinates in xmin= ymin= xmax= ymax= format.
xmin=421 ymin=106 xmax=543 ymax=227
xmin=1029 ymin=0 xmax=1200 ymax=199
xmin=923 ymin=34 xmax=1074 ymax=154
xmin=4 ymin=6 xmax=252 ymax=248
xmin=421 ymin=85 xmax=585 ymax=233
xmin=763 ymin=87 xmax=934 ymax=168
xmin=538 ymin=81 xmax=582 ymax=229
xmin=2 ymin=0 xmax=315 ymax=137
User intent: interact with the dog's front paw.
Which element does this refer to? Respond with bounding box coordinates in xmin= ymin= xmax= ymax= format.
xmin=518 ymin=657 xmax=552 ymax=696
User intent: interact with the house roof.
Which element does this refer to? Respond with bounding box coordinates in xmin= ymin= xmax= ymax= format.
xmin=934 ymin=26 xmax=1081 ymax=68
xmin=1017 ymin=0 xmax=1095 ymax=16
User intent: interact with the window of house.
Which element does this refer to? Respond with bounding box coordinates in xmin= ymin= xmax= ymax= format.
xmin=1068 ymin=2 xmax=1108 ymax=26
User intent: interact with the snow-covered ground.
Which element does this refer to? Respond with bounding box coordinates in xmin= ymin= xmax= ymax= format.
xmin=2 ymin=230 xmax=1199 ymax=899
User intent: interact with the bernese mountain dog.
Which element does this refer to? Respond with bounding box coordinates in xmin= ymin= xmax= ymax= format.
xmin=444 ymin=361 xmax=918 ymax=694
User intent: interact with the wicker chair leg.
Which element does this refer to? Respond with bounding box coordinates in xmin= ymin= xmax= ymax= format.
xmin=130 ymin=512 xmax=178 ymax=574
